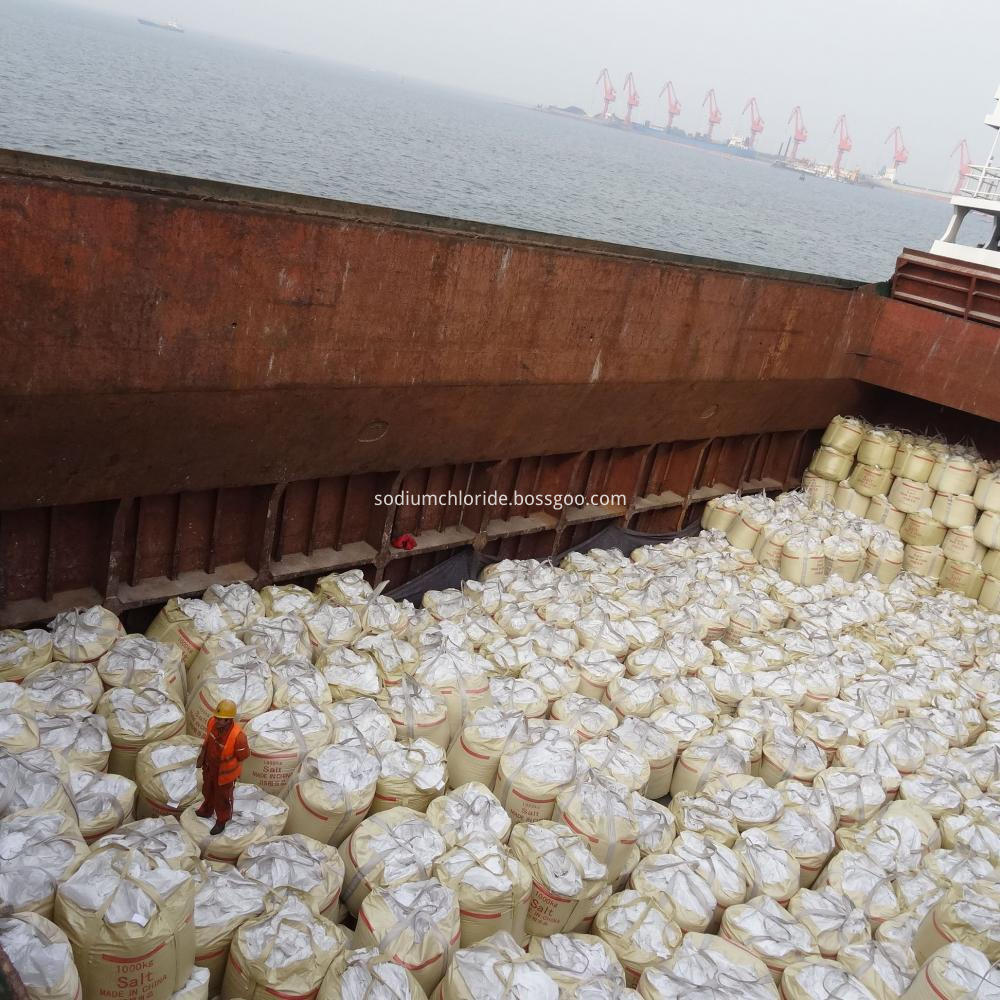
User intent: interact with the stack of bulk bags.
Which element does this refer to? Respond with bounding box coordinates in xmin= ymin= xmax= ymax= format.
xmin=54 ymin=850 xmax=195 ymax=1000
xmin=222 ymin=895 xmax=349 ymax=1000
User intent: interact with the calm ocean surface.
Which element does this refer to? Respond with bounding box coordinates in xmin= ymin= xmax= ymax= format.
xmin=1 ymin=1 xmax=985 ymax=281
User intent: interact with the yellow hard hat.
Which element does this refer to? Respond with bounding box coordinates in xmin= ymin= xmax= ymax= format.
xmin=214 ymin=699 xmax=237 ymax=719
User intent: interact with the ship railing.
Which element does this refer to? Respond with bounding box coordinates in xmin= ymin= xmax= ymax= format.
xmin=958 ymin=164 xmax=1000 ymax=201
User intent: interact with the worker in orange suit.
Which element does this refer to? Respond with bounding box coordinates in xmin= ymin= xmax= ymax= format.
xmin=196 ymin=699 xmax=249 ymax=835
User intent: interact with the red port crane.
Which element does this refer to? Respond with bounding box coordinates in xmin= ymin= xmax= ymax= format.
xmin=703 ymin=89 xmax=722 ymax=139
xmin=788 ymin=106 xmax=807 ymax=160
xmin=832 ymin=114 xmax=852 ymax=177
xmin=952 ymin=139 xmax=972 ymax=194
xmin=623 ymin=72 xmax=639 ymax=126
xmin=595 ymin=68 xmax=616 ymax=119
xmin=885 ymin=126 xmax=909 ymax=172
xmin=659 ymin=81 xmax=681 ymax=129
xmin=742 ymin=97 xmax=764 ymax=148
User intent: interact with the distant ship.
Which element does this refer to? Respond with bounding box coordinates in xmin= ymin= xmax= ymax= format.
xmin=137 ymin=18 xmax=184 ymax=33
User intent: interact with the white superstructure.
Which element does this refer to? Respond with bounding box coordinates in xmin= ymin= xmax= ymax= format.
xmin=932 ymin=85 xmax=1000 ymax=266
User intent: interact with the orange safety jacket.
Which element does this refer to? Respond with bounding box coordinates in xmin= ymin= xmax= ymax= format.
xmin=203 ymin=717 xmax=249 ymax=784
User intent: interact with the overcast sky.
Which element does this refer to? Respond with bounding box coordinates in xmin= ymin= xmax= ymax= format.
xmin=77 ymin=0 xmax=998 ymax=189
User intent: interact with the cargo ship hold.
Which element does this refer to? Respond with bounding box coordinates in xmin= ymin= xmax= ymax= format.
xmin=0 ymin=142 xmax=997 ymax=628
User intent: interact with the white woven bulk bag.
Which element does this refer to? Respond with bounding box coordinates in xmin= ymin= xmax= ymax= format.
xmin=814 ymin=768 xmax=887 ymax=827
xmin=726 ymin=506 xmax=772 ymax=551
xmin=904 ymin=544 xmax=947 ymax=580
xmin=780 ymin=960 xmax=879 ymax=1000
xmin=48 ymin=606 xmax=124 ymax=664
xmin=509 ymin=820 xmax=610 ymax=938
xmin=191 ymin=861 xmax=269 ymax=996
xmin=901 ymin=512 xmax=948 ymax=547
xmin=836 ymin=742 xmax=902 ymax=799
xmin=915 ymin=879 xmax=1000 ymax=965
xmin=0 ymin=705 xmax=38 ymax=754
xmin=637 ymin=931 xmax=778 ymax=999
xmin=221 ymin=895 xmax=348 ymax=1000
xmin=520 ymin=658 xmax=580 ymax=707
xmin=354 ymin=632 xmax=419 ymax=686
xmin=259 ymin=583 xmax=313 ymax=618
xmin=933 ymin=493 xmax=979 ymax=530
xmin=358 ymin=595 xmax=413 ymax=638
xmin=839 ymin=940 xmax=916 ymax=1000
xmin=353 ymin=879 xmax=460 ymax=995
xmin=628 ymin=854 xmax=715 ymax=933
xmin=825 ymin=536 xmax=865 ymax=583
xmin=863 ymin=535 xmax=905 ymax=586
xmin=170 ymin=966 xmax=208 ymax=1000
xmin=494 ymin=724 xmax=581 ymax=825
xmin=371 ymin=738 xmax=446 ymax=814
xmin=760 ymin=726 xmax=827 ymax=785
xmin=238 ymin=615 xmax=311 ymax=666
xmin=754 ymin=522 xmax=792 ymax=571
xmin=301 ymin=601 xmax=363 ymax=652
xmin=186 ymin=633 xmax=248 ymax=694
xmin=812 ymin=850 xmax=900 ymax=926
xmin=786 ymin=886 xmax=869 ymax=958
xmin=315 ymin=568 xmax=373 ymax=607
xmin=941 ymin=526 xmax=985 ymax=564
xmin=668 ymin=830 xmax=747 ymax=917
xmin=270 ymin=658 xmax=331 ymax=710
xmin=433 ymin=835 xmax=530 ymax=946
xmin=21 ymin=662 xmax=103 ymax=716
xmin=607 ymin=718 xmax=676 ymax=799
xmin=54 ymin=851 xmax=195 ymax=1000
xmin=591 ymin=891 xmax=681 ymax=988
xmin=940 ymin=560 xmax=986 ymax=599
xmin=68 ymin=767 xmax=137 ymax=843
xmin=980 ymin=575 xmax=1000 ymax=612
xmin=236 ymin=832 xmax=345 ymax=919
xmin=670 ymin=793 xmax=740 ymax=847
xmin=628 ymin=794 xmax=675 ymax=855
xmin=859 ymin=428 xmax=901 ymax=470
xmin=424 ymin=782 xmax=511 ymax=848
xmin=37 ymin=711 xmax=112 ymax=772
xmin=868 ymin=495 xmax=906 ymax=533
xmin=931 ymin=455 xmax=979 ymax=497
xmin=702 ymin=494 xmax=744 ymax=532
xmin=850 ymin=465 xmax=894 ymax=500
xmin=836 ymin=481 xmax=872 ymax=517
xmin=326 ymin=697 xmax=395 ymax=752
xmin=379 ymin=677 xmax=450 ymax=748
xmin=180 ymin=783 xmax=288 ymax=863
xmin=317 ymin=946 xmax=427 ymax=1000
xmin=99 ymin=635 xmax=185 ymax=702
xmin=553 ymin=773 xmax=639 ymax=884
xmin=0 ymin=748 xmax=73 ymax=819
xmin=135 ymin=736 xmax=202 ymax=819
xmin=904 ymin=942 xmax=1000 ymax=1000
xmin=734 ymin=828 xmax=800 ymax=904
xmin=185 ymin=651 xmax=273 ymax=737
xmin=447 ymin=708 xmax=530 ymax=789
xmin=939 ymin=800 xmax=1000 ymax=864
xmin=90 ymin=815 xmax=201 ymax=871
xmin=718 ymin=895 xmax=820 ymax=982
xmin=527 ymin=932 xmax=627 ymax=996
xmin=0 ymin=628 xmax=53 ymax=683
xmin=780 ymin=532 xmax=827 ymax=586
xmin=338 ymin=806 xmax=447 ymax=916
xmin=974 ymin=471 xmax=1000 ymax=513
xmin=0 ymin=809 xmax=90 ymax=918
xmin=318 ymin=646 xmax=381 ymax=701
xmin=570 ymin=650 xmax=626 ymax=702
xmin=241 ymin=704 xmax=331 ymax=797
xmin=0 ymin=912 xmax=82 ymax=1000
xmin=283 ymin=744 xmax=379 ymax=846
xmin=576 ymin=737 xmax=649 ymax=798
xmin=759 ymin=806 xmax=836 ymax=888
xmin=439 ymin=931 xmax=558 ymax=1000
xmin=894 ymin=440 xmax=936 ymax=482
xmin=670 ymin=735 xmax=750 ymax=797
xmin=488 ymin=677 xmax=548 ymax=719
xmin=811 ymin=447 xmax=855 ymax=483
xmin=890 ymin=477 xmax=936 ymax=514
xmin=199 ymin=582 xmax=263 ymax=629
xmin=98 ymin=687 xmax=186 ymax=780
xmin=802 ymin=471 xmax=838 ymax=509
xmin=823 ymin=416 xmax=867 ymax=456
xmin=146 ymin=598 xmax=234 ymax=667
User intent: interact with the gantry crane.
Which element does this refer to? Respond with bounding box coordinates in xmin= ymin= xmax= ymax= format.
xmin=703 ymin=89 xmax=722 ymax=140
xmin=623 ymin=72 xmax=639 ymax=126
xmin=788 ymin=106 xmax=807 ymax=160
xmin=659 ymin=81 xmax=681 ymax=129
xmin=742 ymin=97 xmax=764 ymax=148
xmin=832 ymin=114 xmax=852 ymax=177
xmin=595 ymin=68 xmax=616 ymax=119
